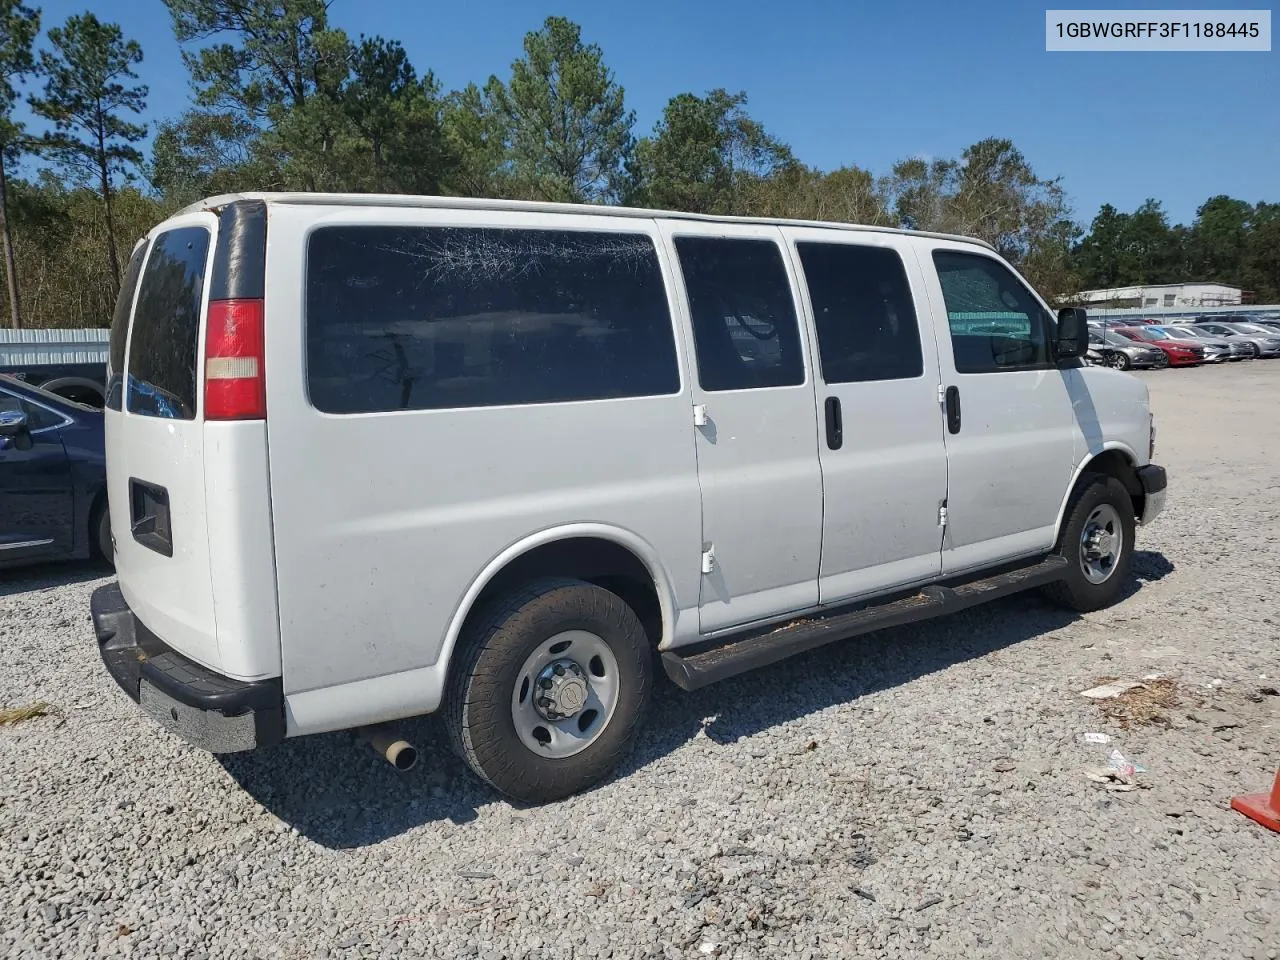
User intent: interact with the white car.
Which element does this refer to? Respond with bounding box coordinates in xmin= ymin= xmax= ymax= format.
xmin=92 ymin=193 xmax=1167 ymax=802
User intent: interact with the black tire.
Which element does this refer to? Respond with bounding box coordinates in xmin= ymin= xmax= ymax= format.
xmin=1109 ymin=352 xmax=1132 ymax=370
xmin=444 ymin=578 xmax=652 ymax=804
xmin=92 ymin=497 xmax=113 ymax=567
xmin=1042 ymin=474 xmax=1135 ymax=612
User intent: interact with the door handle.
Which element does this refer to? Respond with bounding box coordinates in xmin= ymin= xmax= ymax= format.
xmin=944 ymin=385 xmax=961 ymax=434
xmin=824 ymin=396 xmax=843 ymax=450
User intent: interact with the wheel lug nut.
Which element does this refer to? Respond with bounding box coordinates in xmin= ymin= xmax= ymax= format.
xmin=553 ymin=664 xmax=565 ymax=676
xmin=539 ymin=677 xmax=553 ymax=689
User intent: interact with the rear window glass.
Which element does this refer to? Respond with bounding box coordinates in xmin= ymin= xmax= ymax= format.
xmin=126 ymin=227 xmax=211 ymax=420
xmin=105 ymin=242 xmax=149 ymax=411
xmin=305 ymin=226 xmax=680 ymax=414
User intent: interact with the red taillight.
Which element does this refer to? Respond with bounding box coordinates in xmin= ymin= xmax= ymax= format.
xmin=205 ymin=299 xmax=265 ymax=420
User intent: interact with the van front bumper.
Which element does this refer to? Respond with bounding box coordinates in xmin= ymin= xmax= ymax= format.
xmin=91 ymin=583 xmax=284 ymax=753
xmin=1137 ymin=463 xmax=1167 ymax=525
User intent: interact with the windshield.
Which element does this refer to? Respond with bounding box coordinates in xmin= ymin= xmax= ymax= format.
xmin=1232 ymin=323 xmax=1279 ymax=337
xmin=1139 ymin=328 xmax=1171 ymax=340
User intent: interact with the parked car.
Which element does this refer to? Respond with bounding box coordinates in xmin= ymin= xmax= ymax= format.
xmin=90 ymin=193 xmax=1166 ymax=803
xmin=1148 ymin=326 xmax=1232 ymax=362
xmin=1086 ymin=330 xmax=1167 ymax=370
xmin=0 ymin=374 xmax=111 ymax=568
xmin=1197 ymin=313 xmax=1280 ymax=332
xmin=1168 ymin=325 xmax=1253 ymax=360
xmin=1191 ymin=321 xmax=1280 ymax=357
xmin=1113 ymin=326 xmax=1205 ymax=366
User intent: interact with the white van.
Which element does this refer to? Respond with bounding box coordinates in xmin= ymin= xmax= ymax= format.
xmin=92 ymin=193 xmax=1166 ymax=802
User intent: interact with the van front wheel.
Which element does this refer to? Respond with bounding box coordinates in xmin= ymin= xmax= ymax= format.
xmin=444 ymin=579 xmax=652 ymax=804
xmin=1042 ymin=474 xmax=1135 ymax=612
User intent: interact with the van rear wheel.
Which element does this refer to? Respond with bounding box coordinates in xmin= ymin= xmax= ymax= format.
xmin=1042 ymin=474 xmax=1135 ymax=612
xmin=444 ymin=578 xmax=652 ymax=803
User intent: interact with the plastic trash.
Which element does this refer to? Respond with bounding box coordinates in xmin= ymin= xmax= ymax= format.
xmin=1107 ymin=748 xmax=1146 ymax=777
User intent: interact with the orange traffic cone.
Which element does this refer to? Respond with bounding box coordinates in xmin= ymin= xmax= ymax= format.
xmin=1231 ymin=768 xmax=1280 ymax=833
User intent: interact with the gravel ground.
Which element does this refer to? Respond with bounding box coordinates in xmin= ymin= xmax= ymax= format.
xmin=3 ymin=362 xmax=1279 ymax=960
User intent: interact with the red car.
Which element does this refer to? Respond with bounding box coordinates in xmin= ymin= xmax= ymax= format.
xmin=1113 ymin=326 xmax=1204 ymax=366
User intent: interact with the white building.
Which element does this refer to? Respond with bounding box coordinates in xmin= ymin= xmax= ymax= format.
xmin=1071 ymin=282 xmax=1244 ymax=309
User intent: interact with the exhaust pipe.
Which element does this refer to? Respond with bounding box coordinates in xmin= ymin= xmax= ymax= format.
xmin=360 ymin=725 xmax=418 ymax=772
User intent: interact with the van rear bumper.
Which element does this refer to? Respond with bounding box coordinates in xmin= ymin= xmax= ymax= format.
xmin=91 ymin=583 xmax=284 ymax=753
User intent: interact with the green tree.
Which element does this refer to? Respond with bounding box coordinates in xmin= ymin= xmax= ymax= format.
xmin=1073 ymin=203 xmax=1128 ymax=289
xmin=884 ymin=139 xmax=1075 ymax=297
xmin=1188 ymin=194 xmax=1251 ymax=282
xmin=149 ymin=109 xmax=264 ymax=206
xmin=162 ymin=0 xmax=351 ymax=193
xmin=1119 ymin=199 xmax=1180 ymax=283
xmin=737 ymin=163 xmax=891 ymax=224
xmin=5 ymin=171 xmax=162 ymax=327
xmin=339 ymin=36 xmax=453 ymax=194
xmin=30 ymin=12 xmax=146 ymax=292
xmin=164 ymin=0 xmax=336 ymax=122
xmin=629 ymin=89 xmax=792 ymax=213
xmin=489 ymin=16 xmax=634 ymax=203
xmin=442 ymin=80 xmax=512 ymax=198
xmin=1243 ymin=202 xmax=1280 ymax=302
xmin=0 ymin=0 xmax=39 ymax=327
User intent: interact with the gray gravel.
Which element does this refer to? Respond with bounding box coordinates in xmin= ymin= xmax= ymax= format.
xmin=3 ymin=362 xmax=1280 ymax=960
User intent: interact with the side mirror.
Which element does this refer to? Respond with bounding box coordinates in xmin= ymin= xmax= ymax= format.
xmin=0 ymin=409 xmax=29 ymax=437
xmin=1055 ymin=308 xmax=1088 ymax=360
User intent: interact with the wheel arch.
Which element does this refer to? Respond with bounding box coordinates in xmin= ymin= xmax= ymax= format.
xmin=37 ymin=377 xmax=105 ymax=407
xmin=438 ymin=524 xmax=677 ymax=683
xmin=1055 ymin=443 xmax=1144 ymax=538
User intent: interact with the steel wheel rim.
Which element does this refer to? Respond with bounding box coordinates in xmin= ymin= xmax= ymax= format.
xmin=510 ymin=630 xmax=620 ymax=758
xmin=1079 ymin=504 xmax=1123 ymax=584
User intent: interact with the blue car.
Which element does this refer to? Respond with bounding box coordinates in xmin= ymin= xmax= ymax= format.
xmin=0 ymin=373 xmax=111 ymax=569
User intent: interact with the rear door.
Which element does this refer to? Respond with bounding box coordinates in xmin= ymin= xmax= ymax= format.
xmin=106 ymin=214 xmax=223 ymax=671
xmin=782 ymin=228 xmax=948 ymax=603
xmin=0 ymin=387 xmax=73 ymax=562
xmin=659 ymin=222 xmax=824 ymax=633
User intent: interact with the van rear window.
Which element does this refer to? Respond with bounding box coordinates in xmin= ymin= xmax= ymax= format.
xmin=127 ymin=227 xmax=211 ymax=420
xmin=106 ymin=242 xmax=149 ymax=411
xmin=305 ymin=226 xmax=680 ymax=414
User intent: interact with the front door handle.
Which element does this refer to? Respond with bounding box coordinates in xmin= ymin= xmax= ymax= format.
xmin=944 ymin=385 xmax=961 ymax=434
xmin=824 ymin=396 xmax=843 ymax=450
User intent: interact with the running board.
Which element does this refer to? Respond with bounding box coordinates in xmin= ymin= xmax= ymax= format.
xmin=662 ymin=556 xmax=1069 ymax=691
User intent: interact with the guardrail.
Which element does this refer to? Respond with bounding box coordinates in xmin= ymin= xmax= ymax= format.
xmin=0 ymin=328 xmax=109 ymax=366
xmin=1077 ymin=304 xmax=1280 ymax=323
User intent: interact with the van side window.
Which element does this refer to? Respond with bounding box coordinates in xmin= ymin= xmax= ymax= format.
xmin=932 ymin=251 xmax=1052 ymax=374
xmin=106 ymin=242 xmax=149 ymax=411
xmin=674 ymin=236 xmax=805 ymax=391
xmin=127 ymin=227 xmax=211 ymax=419
xmin=795 ymin=242 xmax=923 ymax=383
xmin=305 ymin=227 xmax=680 ymax=414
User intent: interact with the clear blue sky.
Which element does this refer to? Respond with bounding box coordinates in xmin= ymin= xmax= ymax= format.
xmin=17 ymin=0 xmax=1279 ymax=227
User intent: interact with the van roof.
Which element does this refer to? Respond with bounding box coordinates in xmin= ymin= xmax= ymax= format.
xmin=177 ymin=192 xmax=997 ymax=252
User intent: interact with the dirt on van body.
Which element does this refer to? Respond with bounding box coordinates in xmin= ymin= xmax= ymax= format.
xmin=2 ymin=362 xmax=1279 ymax=960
